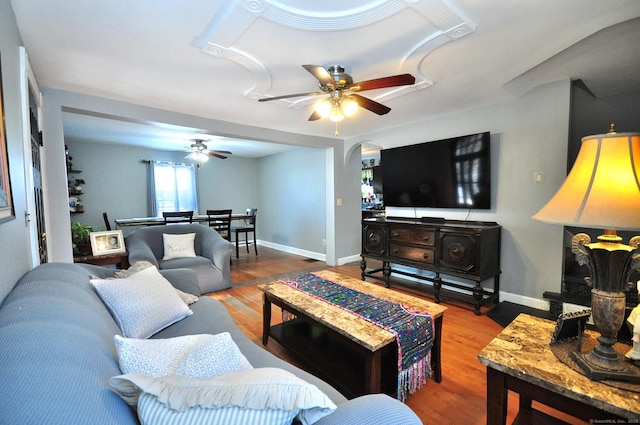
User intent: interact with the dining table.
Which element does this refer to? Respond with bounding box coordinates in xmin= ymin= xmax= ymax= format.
xmin=114 ymin=213 xmax=250 ymax=228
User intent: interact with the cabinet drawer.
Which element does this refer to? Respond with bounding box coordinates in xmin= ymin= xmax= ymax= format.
xmin=389 ymin=226 xmax=435 ymax=246
xmin=390 ymin=244 xmax=435 ymax=264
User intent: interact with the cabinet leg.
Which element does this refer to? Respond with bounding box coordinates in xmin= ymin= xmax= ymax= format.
xmin=382 ymin=262 xmax=391 ymax=288
xmin=360 ymin=258 xmax=367 ymax=280
xmin=472 ymin=282 xmax=483 ymax=315
xmin=433 ymin=274 xmax=442 ymax=303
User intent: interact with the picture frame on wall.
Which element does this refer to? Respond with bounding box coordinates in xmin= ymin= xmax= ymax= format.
xmin=0 ymin=54 xmax=15 ymax=224
xmin=90 ymin=230 xmax=126 ymax=256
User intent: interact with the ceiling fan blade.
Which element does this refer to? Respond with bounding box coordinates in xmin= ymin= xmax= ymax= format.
xmin=349 ymin=73 xmax=415 ymax=92
xmin=207 ymin=152 xmax=228 ymax=159
xmin=258 ymin=91 xmax=324 ymax=102
xmin=302 ymin=65 xmax=335 ymax=88
xmin=308 ymin=110 xmax=322 ymax=121
xmin=351 ymin=94 xmax=391 ymax=115
xmin=210 ymin=150 xmax=232 ymax=155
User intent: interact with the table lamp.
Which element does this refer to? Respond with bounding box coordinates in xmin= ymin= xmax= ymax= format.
xmin=533 ymin=124 xmax=640 ymax=382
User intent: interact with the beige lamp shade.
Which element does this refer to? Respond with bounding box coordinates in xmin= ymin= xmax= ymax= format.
xmin=533 ymin=131 xmax=640 ymax=230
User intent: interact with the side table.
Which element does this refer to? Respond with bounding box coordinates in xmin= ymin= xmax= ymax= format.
xmin=478 ymin=313 xmax=640 ymax=424
xmin=73 ymin=252 xmax=129 ymax=269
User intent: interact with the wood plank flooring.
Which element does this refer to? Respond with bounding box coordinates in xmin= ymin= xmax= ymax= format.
xmin=210 ymin=247 xmax=588 ymax=425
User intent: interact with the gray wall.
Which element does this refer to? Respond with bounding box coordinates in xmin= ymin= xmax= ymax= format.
xmin=66 ymin=139 xmax=260 ymax=236
xmin=257 ymin=147 xmax=327 ymax=258
xmin=346 ymin=80 xmax=572 ymax=308
xmin=65 ymin=139 xmax=330 ymax=263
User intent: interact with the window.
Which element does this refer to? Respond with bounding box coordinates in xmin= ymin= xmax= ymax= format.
xmin=149 ymin=161 xmax=197 ymax=216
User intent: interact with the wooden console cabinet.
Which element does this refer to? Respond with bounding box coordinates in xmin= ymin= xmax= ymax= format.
xmin=361 ymin=217 xmax=501 ymax=314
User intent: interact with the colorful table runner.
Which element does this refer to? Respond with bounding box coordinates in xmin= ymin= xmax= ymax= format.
xmin=280 ymin=272 xmax=434 ymax=401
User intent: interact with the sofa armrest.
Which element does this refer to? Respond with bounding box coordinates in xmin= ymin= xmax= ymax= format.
xmin=126 ymin=237 xmax=159 ymax=268
xmin=314 ymin=394 xmax=422 ymax=425
xmin=159 ymin=268 xmax=201 ymax=296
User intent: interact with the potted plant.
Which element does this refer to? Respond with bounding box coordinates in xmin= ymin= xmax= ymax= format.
xmin=73 ymin=178 xmax=85 ymax=193
xmin=71 ymin=222 xmax=93 ymax=255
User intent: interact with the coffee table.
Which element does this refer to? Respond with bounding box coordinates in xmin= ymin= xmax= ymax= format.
xmin=258 ymin=270 xmax=447 ymax=398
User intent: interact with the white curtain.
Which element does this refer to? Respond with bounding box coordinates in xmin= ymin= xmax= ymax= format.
xmin=147 ymin=161 xmax=197 ymax=216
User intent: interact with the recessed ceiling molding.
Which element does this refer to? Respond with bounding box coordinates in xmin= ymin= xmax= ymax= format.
xmin=202 ymin=43 xmax=271 ymax=97
xmin=194 ymin=0 xmax=471 ymax=104
xmin=259 ymin=1 xmax=407 ymax=31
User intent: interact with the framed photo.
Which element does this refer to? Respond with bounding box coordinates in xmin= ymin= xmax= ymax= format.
xmin=550 ymin=309 xmax=591 ymax=345
xmin=90 ymin=230 xmax=126 ymax=256
xmin=0 ymin=54 xmax=15 ymax=224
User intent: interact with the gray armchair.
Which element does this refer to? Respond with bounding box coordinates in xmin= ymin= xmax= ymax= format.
xmin=125 ymin=224 xmax=233 ymax=293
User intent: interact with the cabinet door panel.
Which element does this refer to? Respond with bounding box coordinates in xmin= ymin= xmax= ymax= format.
xmin=439 ymin=233 xmax=477 ymax=273
xmin=363 ymin=224 xmax=387 ymax=256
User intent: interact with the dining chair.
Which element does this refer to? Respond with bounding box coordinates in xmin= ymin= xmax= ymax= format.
xmin=162 ymin=211 xmax=194 ymax=224
xmin=234 ymin=208 xmax=257 ymax=259
xmin=102 ymin=212 xmax=112 ymax=231
xmin=206 ymin=209 xmax=232 ymax=242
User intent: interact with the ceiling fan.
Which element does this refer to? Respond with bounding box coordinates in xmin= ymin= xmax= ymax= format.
xmin=258 ymin=65 xmax=416 ymax=123
xmin=185 ymin=139 xmax=232 ymax=163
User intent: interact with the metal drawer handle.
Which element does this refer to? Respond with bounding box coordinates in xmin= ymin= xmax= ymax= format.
xmin=423 ymin=252 xmax=430 ymax=259
xmin=392 ymin=248 xmax=399 ymax=253
xmin=391 ymin=231 xmax=399 ymax=237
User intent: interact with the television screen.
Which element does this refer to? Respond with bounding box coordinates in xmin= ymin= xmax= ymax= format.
xmin=381 ymin=132 xmax=491 ymax=209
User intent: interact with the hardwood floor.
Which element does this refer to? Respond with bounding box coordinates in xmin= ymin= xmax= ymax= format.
xmin=210 ymin=247 xmax=588 ymax=425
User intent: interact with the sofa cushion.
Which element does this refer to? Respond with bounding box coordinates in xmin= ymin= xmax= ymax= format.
xmin=162 ymin=233 xmax=196 ymax=260
xmin=91 ymin=265 xmax=192 ymax=338
xmin=115 ymin=332 xmax=252 ymax=379
xmin=111 ymin=368 xmax=337 ymax=425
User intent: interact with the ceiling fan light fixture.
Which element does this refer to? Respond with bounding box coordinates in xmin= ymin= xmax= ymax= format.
xmin=188 ymin=151 xmax=209 ymax=163
xmin=314 ymin=99 xmax=332 ymax=118
xmin=329 ymin=104 xmax=345 ymax=122
xmin=342 ymin=96 xmax=358 ymax=116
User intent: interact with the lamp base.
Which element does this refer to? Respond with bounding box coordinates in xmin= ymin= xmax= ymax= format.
xmin=570 ymin=350 xmax=640 ymax=384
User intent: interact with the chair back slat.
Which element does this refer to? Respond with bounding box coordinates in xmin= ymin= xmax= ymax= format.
xmin=206 ymin=209 xmax=232 ymax=241
xmin=162 ymin=211 xmax=194 ymax=224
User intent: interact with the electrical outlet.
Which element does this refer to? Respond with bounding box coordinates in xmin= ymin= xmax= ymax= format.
xmin=322 ymin=239 xmax=327 ymax=246
xmin=534 ymin=172 xmax=544 ymax=184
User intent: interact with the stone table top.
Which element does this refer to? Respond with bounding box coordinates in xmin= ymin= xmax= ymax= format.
xmin=258 ymin=270 xmax=447 ymax=352
xmin=478 ymin=313 xmax=640 ymax=419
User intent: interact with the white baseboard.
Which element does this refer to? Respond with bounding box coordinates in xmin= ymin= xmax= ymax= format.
xmin=258 ymin=240 xmax=326 ymax=262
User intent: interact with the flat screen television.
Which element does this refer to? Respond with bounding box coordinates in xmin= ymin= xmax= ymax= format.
xmin=381 ymin=132 xmax=491 ymax=209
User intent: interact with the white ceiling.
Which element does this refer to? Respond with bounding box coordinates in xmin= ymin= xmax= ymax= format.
xmin=10 ymin=0 xmax=640 ymax=157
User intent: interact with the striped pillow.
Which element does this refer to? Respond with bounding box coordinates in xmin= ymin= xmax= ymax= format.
xmin=110 ymin=368 xmax=337 ymax=425
xmin=137 ymin=393 xmax=298 ymax=425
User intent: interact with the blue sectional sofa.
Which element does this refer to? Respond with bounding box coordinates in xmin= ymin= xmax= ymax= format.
xmin=0 ymin=262 xmax=422 ymax=424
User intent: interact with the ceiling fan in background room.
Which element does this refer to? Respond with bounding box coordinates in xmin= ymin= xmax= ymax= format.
xmin=185 ymin=139 xmax=232 ymax=163
xmin=258 ymin=65 xmax=416 ymax=135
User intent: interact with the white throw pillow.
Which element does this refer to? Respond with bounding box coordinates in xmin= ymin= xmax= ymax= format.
xmin=110 ymin=368 xmax=337 ymax=425
xmin=162 ymin=233 xmax=196 ymax=260
xmin=115 ymin=333 xmax=252 ymax=379
xmin=96 ymin=261 xmax=198 ymax=306
xmin=91 ymin=266 xmax=193 ymax=339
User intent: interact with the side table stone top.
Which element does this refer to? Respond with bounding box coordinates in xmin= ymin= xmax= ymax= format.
xmin=478 ymin=313 xmax=640 ymax=418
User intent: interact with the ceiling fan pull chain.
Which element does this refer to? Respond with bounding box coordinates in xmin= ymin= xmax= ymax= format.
xmin=334 ymin=121 xmax=339 ymax=136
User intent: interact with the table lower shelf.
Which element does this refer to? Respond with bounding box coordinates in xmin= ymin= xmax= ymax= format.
xmin=268 ymin=318 xmax=398 ymax=399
